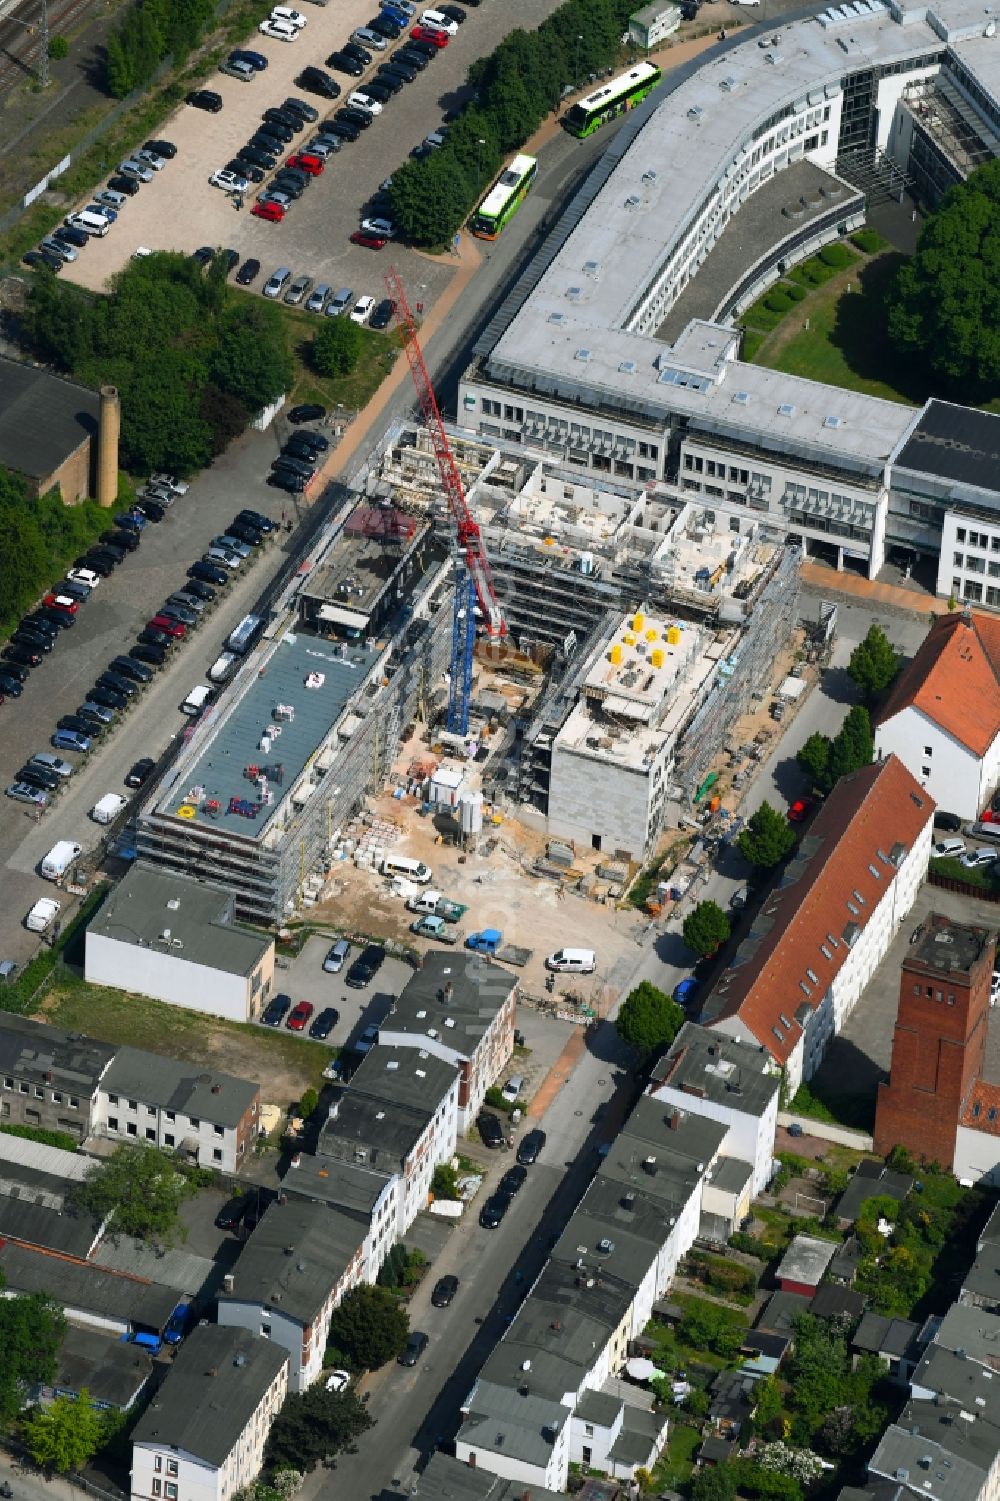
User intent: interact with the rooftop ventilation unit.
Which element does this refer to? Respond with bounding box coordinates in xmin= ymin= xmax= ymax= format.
xmin=619 ymin=360 xmax=638 ymax=374
xmin=687 ymin=104 xmax=703 ymax=119
xmin=575 ymin=349 xmax=592 ymax=362
xmin=583 ymin=259 xmax=601 ymax=278
xmin=720 ymin=76 xmax=738 ymax=91
xmin=732 ymin=391 xmax=751 ymax=405
xmin=548 ymin=311 xmax=567 ymax=326
xmin=824 ymin=414 xmax=843 ymax=428
xmin=566 ymin=286 xmax=583 ymax=302
xmin=641 ymin=169 xmax=657 ymax=185
xmin=777 ymin=402 xmax=796 ymax=417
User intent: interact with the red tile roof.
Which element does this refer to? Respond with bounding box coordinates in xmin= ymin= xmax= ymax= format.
xmin=962 ymin=1080 xmax=1000 ymax=1135
xmin=875 ymin=611 xmax=1000 ymax=758
xmin=705 ymin=756 xmax=934 ymax=1064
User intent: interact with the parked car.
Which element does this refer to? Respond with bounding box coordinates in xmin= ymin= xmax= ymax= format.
xmin=398 ymin=1331 xmax=428 ymax=1366
xmin=323 ymin=939 xmax=351 ymax=972
xmin=298 ymin=65 xmax=341 ymax=96
xmin=149 ymin=615 xmax=186 ymax=638
xmin=350 ymin=230 xmax=388 ymax=250
xmin=228 ymin=49 xmax=268 ymax=71
xmin=158 ymin=601 xmax=198 ymax=626
xmin=52 ymin=729 xmax=92 ymax=754
xmin=499 ymin=1164 xmax=527 ymax=1196
xmin=327 ymin=50 xmax=365 ymax=75
xmin=309 ymin=1007 xmax=339 ymax=1039
xmin=479 ymin=1191 xmax=512 ymax=1229
xmin=236 ymin=257 xmax=262 ymax=285
xmin=29 ymin=752 xmax=74 ymax=779
xmin=19 ymin=764 xmax=61 ymax=792
xmin=6 ymin=782 xmax=48 ymax=807
xmin=187 ymin=88 xmax=224 ymax=111
xmin=284 ymin=272 xmax=313 ymax=304
xmin=144 ymin=137 xmax=178 ymax=157
xmin=67 ymin=567 xmax=101 ymax=589
xmin=516 ymin=1128 xmax=545 ymax=1165
xmin=77 ymin=701 xmax=116 ymax=727
xmin=184 ymin=578 xmax=218 ymax=601
xmin=131 ymin=643 xmax=166 ymax=667
xmin=252 ymin=201 xmax=286 ymax=222
xmin=288 ymin=403 xmax=325 ymax=423
xmin=476 ymin=1110 xmax=505 ymax=1148
xmin=96 ymin=671 xmax=138 ymax=699
xmin=286 ymin=1000 xmax=315 ymax=1031
xmin=262 ymin=993 xmax=292 ymax=1026
xmin=189 ymin=561 xmax=229 ymax=586
xmin=263 ymin=265 xmax=293 ymax=299
xmin=110 ymin=655 xmax=154 ymax=683
xmin=125 ymin=757 xmax=157 ymax=788
xmin=431 ymin=1275 xmax=459 ymax=1307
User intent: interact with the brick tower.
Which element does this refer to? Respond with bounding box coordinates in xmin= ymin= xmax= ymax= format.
xmin=874 ymin=913 xmax=995 ymax=1168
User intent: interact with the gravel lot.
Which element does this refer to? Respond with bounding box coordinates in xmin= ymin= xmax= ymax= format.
xmin=62 ymin=0 xmax=568 ymax=303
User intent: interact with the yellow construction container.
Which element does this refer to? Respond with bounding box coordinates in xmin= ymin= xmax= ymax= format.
xmin=632 ymin=611 xmax=645 ymax=632
xmin=645 ymin=628 xmax=658 ymax=642
xmin=609 ymin=643 xmax=623 ymax=665
xmin=650 ymin=648 xmax=664 ymax=668
xmin=624 ymin=634 xmax=636 ymax=647
xmin=667 ymin=625 xmax=681 ymax=645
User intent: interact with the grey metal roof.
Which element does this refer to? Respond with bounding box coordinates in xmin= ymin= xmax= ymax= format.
xmin=869 ymin=1405 xmax=998 ymax=1500
xmin=154 ymin=630 xmax=373 ymax=837
xmin=934 ymin=1302 xmax=1000 ymax=1365
xmin=284 ymin=1152 xmax=393 ymax=1219
xmin=50 ymin=1324 xmax=153 ymax=1409
xmin=574 ymin=1390 xmax=622 ymax=1427
xmin=414 ymin=1452 xmax=565 ymax=1501
xmin=382 ymin=953 xmax=517 ymax=1058
xmin=961 ymin=1243 xmax=1000 ymax=1304
xmin=0 ymin=1131 xmax=92 ymax=1181
xmin=0 ymin=356 xmax=100 ymax=482
xmin=777 ymin=1233 xmax=837 ymax=1287
xmin=912 ymin=1345 xmax=1000 ymax=1426
xmin=131 ymin=1325 xmax=288 ymax=1467
xmin=93 ymin=1238 xmax=215 ymax=1298
xmin=835 ymin=1161 xmax=913 ymax=1224
xmin=809 ymin=1284 xmax=866 ymax=1322
xmin=88 ymin=864 xmax=272 ymax=976
xmin=0 ymin=1239 xmax=177 ymax=1327
xmin=0 ymin=1190 xmax=101 ymax=1259
xmin=102 ymin=1046 xmax=258 ymax=1130
xmin=318 ymin=1047 xmax=457 ymax=1170
xmin=220 ymin=1198 xmax=361 ymax=1326
xmin=607 ymin=1406 xmax=663 ymax=1467
xmin=895 ymin=400 xmax=1000 ymax=497
xmin=979 ymin=1202 xmax=1000 ymax=1251
xmin=711 ymin=1157 xmax=753 ymax=1195
xmin=597 ymin=1097 xmax=725 ymax=1214
xmin=757 ymin=1289 xmax=812 ymax=1335
xmin=650 ymin=1021 xmax=779 ymax=1119
xmin=553 ymin=1200 xmax=663 ymax=1293
xmin=460 ymin=1378 xmax=568 ymax=1467
xmin=0 ymin=1014 xmax=115 ymax=1098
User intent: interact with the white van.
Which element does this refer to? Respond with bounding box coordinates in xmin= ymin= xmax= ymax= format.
xmin=66 ymin=210 xmax=111 ymax=237
xmin=182 ymin=684 xmax=213 ymax=716
xmin=381 ymin=854 xmax=432 ymax=884
xmin=545 ymin=948 xmax=597 ymax=974
xmin=92 ymin=793 xmax=128 ymax=824
xmin=41 ymin=841 xmax=82 ymax=882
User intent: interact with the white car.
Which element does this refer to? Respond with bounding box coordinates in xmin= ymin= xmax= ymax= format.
xmin=325 ymin=1369 xmax=351 ymax=1393
xmin=259 ymin=18 xmax=299 ymax=39
xmin=350 ymin=295 xmax=376 ymax=325
xmin=420 ymin=9 xmax=458 ymax=32
xmin=349 ymin=91 xmax=383 ymax=116
xmin=210 ymin=168 xmax=251 ymax=193
xmin=68 ymin=567 xmax=101 ymax=589
xmin=26 ymin=897 xmax=61 ymax=934
xmin=360 ymin=216 xmax=395 ymax=238
xmin=271 ymin=4 xmax=307 ymax=23
xmin=150 ymin=473 xmax=190 ymax=496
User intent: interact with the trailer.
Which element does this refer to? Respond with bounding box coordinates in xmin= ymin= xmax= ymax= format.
xmin=465 ymin=929 xmax=532 ymax=966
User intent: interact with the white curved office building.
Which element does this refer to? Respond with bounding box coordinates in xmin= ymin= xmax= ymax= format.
xmin=459 ymin=0 xmax=1000 ymax=596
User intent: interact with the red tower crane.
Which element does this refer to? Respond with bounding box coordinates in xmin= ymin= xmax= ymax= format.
xmin=384 ymin=265 xmax=506 ymax=640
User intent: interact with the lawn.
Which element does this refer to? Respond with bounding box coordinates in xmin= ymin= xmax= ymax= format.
xmin=280 ymin=304 xmax=404 ymax=416
xmin=752 ymin=252 xmax=927 ymax=406
xmin=649 ymin=1422 xmax=702 ymax=1493
xmin=36 ymin=973 xmax=328 ymax=1107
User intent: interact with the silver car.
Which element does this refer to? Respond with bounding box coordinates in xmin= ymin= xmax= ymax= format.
xmin=263 ymin=266 xmax=292 ymax=299
xmin=216 ymin=534 xmax=253 ymax=558
xmin=135 ymin=149 xmax=167 ymax=171
xmin=6 ymin=782 xmax=48 ymax=807
xmin=306 ymin=283 xmax=331 ymax=313
xmin=40 ymin=237 xmax=76 ymax=262
xmin=353 ymin=25 xmax=387 ymax=47
xmin=205 ymin=546 xmax=242 ymax=569
xmin=167 ymin=591 xmax=207 ymax=614
xmin=118 ymin=159 xmax=154 ymax=182
xmin=284 ymin=273 xmax=312 ymax=306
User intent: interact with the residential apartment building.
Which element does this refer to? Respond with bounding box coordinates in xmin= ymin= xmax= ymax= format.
xmin=0 ymin=1014 xmax=115 ymax=1142
xmin=377 ymin=953 xmax=517 ymax=1132
xmin=284 ymin=1152 xmax=399 ymax=1286
xmin=85 ymin=865 xmax=275 ymax=1024
xmin=703 ymin=756 xmax=934 ymax=1092
xmin=647 ymin=1022 xmax=780 ymax=1195
xmin=130 ymin=1325 xmax=288 ymax=1501
xmin=874 ymin=610 xmax=1000 ymax=822
xmin=217 ymin=1198 xmax=364 ymax=1392
xmin=93 ymin=1048 xmax=260 ymax=1173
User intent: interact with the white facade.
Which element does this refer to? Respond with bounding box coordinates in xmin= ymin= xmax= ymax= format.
xmin=874 ymin=701 xmax=999 ymax=823
xmin=91 ymin=1089 xmax=250 ymax=1174
xmin=954 ymin=1126 xmax=1000 ymax=1188
xmin=85 ymin=932 xmax=269 ymax=1024
xmin=456 ymin=1420 xmax=570 ymax=1494
xmin=130 ymin=1365 xmax=287 ymax=1501
xmin=647 ymin=1081 xmax=777 ymax=1197
xmin=939 ymin=509 xmax=1000 ymax=615
xmin=399 ymin=1072 xmax=460 ymax=1229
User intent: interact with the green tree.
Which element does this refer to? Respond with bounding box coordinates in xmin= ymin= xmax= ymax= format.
xmin=265 ymin=1384 xmax=373 ymax=1472
xmin=888 ymin=158 xmax=1000 ymax=394
xmin=299 ymin=1088 xmax=319 ymax=1119
xmin=828 ymin=704 xmax=873 ymax=784
xmin=732 ymin=1462 xmax=802 ymax=1501
xmin=313 ymin=317 xmax=363 ymax=379
xmin=692 ymin=1466 xmax=738 ymax=1501
xmin=212 ymin=301 xmax=293 ymax=413
xmin=0 ymin=1281 xmax=66 ymax=1423
xmin=23 ymin=1390 xmax=104 ymax=1472
xmin=683 ymin=900 xmax=730 ymax=957
xmin=615 ymin=981 xmax=684 ymax=1058
xmin=796 ymin=732 xmax=832 ymax=794
xmin=678 ymin=1298 xmax=745 ymax=1359
xmin=738 ymin=801 xmax=796 ymax=870
xmin=389 ymin=151 xmax=476 ymax=246
xmin=848 ymin=623 xmax=900 ymax=699
xmin=326 ymin=1285 xmax=409 ymax=1370
xmin=71 ymin=1144 xmax=197 ymax=1246
xmin=752 ymin=1375 xmax=785 ymax=1438
xmin=47 ymin=34 xmax=69 ymax=58
xmin=376 ymin=1243 xmax=409 ymax=1290
xmin=431 ymin=1163 xmax=460 ymax=1200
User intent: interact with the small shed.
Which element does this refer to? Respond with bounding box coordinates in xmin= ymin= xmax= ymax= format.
xmin=628 ymin=0 xmax=680 ymax=48
xmin=776 ymin=1233 xmax=837 ymax=1296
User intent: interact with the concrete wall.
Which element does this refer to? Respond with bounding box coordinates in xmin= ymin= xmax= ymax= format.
xmin=874 ymin=703 xmax=986 ymax=822
xmin=85 ymin=931 xmax=267 ymax=1023
xmin=547 ymin=741 xmax=665 ymax=860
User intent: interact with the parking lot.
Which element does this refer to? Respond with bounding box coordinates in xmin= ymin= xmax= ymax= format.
xmin=62 ymin=0 xmax=567 ymax=307
xmin=273 ymin=934 xmax=413 ymax=1052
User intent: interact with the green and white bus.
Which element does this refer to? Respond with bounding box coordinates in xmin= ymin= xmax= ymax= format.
xmin=562 ymin=61 xmax=662 ymax=138
xmin=470 ymin=153 xmax=538 ymax=239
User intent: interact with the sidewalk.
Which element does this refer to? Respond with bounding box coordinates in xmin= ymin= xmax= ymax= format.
xmin=801 ymin=560 xmax=947 ymax=617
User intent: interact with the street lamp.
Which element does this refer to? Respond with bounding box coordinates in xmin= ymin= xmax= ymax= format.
xmin=575 ymin=33 xmax=584 ymax=87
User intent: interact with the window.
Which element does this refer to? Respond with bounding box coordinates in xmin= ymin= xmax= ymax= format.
xmin=52 ymin=1091 xmax=63 ymax=1104
xmin=189 ymin=1117 xmax=200 ymax=1129
xmin=165 ymin=1487 xmax=177 ymax=1499
xmin=153 ymin=1485 xmax=161 ymax=1498
xmin=126 ymin=1123 xmax=137 ymax=1137
xmin=966 ymin=581 xmax=984 ymax=602
xmin=847 ymin=901 xmax=859 ymax=916
xmin=582 ymin=1447 xmax=592 ymax=1465
xmin=954 ymin=552 xmax=965 ymax=567
xmin=584 ymin=1424 xmax=595 ymax=1438
xmin=923 ymin=747 xmax=932 ymax=757
xmin=154 ymin=1459 xmax=162 ymax=1474
xmin=967 ymin=555 xmax=986 ymax=574
xmin=164 ymin=1133 xmax=174 ymax=1147
xmin=820 ymin=944 xmax=832 ymax=959
xmin=18 ymin=1083 xmax=28 ymax=1094
xmin=166 ymin=1111 xmax=175 ymax=1123
xmin=167 ymin=1463 xmax=178 ymax=1478
xmin=956 ymin=527 xmax=967 ymax=542
xmin=108 ymin=1116 xmax=119 ymax=1132
xmin=146 ymin=1128 xmax=156 ymax=1141
xmin=108 ymin=1093 xmax=119 ymax=1106
xmin=213 ymin=1149 xmax=223 ymax=1162
xmin=34 ymin=1086 xmax=43 ymax=1099
xmin=922 ymin=765 xmax=931 ymax=777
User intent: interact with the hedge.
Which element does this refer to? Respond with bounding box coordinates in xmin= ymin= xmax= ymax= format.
xmin=763 ymin=291 xmax=793 ymax=314
xmin=786 ymin=283 xmax=808 ymax=302
xmin=818 ymin=241 xmax=856 ymax=269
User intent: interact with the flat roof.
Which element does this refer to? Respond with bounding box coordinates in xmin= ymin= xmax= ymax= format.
xmin=319 ymin=1046 xmax=458 ymax=1169
xmin=101 ymin=1045 xmax=258 ymax=1130
xmin=414 ymin=1452 xmax=565 ymax=1501
xmin=221 ymin=1198 xmax=361 ymax=1325
xmin=381 ymin=952 xmax=517 ymax=1057
xmin=777 ymin=1233 xmax=837 ymax=1286
xmin=0 ymin=356 xmax=100 ymax=481
xmin=51 ymin=1325 xmax=153 ymax=1409
xmin=650 ymin=1020 xmax=779 ymax=1118
xmin=896 ymin=400 xmax=1000 ymax=494
xmin=88 ymin=864 xmax=272 ymax=975
xmin=0 ymin=1014 xmax=115 ymax=1097
xmin=909 ymin=913 xmax=988 ymax=975
xmin=153 ymin=631 xmax=373 ymax=838
xmin=298 ymin=504 xmax=428 ymax=617
xmin=131 ymin=1324 xmax=287 ymax=1467
xmin=0 ymin=1239 xmax=178 ymax=1328
xmin=284 ymin=1153 xmax=392 ymax=1219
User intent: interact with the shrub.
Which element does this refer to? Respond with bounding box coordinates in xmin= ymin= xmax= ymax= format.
xmin=729 ymin=1232 xmax=771 ymax=1260
xmin=851 ymin=228 xmax=883 ymax=254
xmin=818 ymin=241 xmax=855 ymax=269
xmin=1 ymin=1123 xmax=78 ymax=1152
xmin=432 ymin=1163 xmax=460 ymax=1200
xmin=47 ymin=34 xmax=69 ymax=59
xmin=786 ymin=282 xmax=808 ymax=301
xmin=764 ymin=291 xmax=793 ymax=314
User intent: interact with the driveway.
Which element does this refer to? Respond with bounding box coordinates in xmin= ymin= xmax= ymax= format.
xmin=62 ymin=0 xmax=570 ymax=301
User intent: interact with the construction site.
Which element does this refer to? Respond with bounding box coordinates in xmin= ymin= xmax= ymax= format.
xmin=134 ymin=291 xmax=801 ymax=930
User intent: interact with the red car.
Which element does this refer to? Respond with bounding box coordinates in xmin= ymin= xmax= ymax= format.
xmin=286 ymin=1000 xmax=315 ymax=1031
xmin=149 ymin=615 xmax=186 ymax=638
xmin=350 ymin=230 xmax=387 ymax=250
xmin=252 ymin=200 xmax=286 ymax=223
xmin=42 ymin=594 xmax=79 ymax=614
xmin=287 ymin=153 xmax=323 ymax=176
xmin=411 ymin=23 xmax=448 ymax=43
xmin=788 ymin=796 xmax=817 ymax=823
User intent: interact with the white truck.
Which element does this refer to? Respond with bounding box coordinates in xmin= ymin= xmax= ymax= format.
xmin=26 ymin=897 xmax=61 ymax=933
xmin=40 ymin=841 xmax=82 ymax=882
xmin=92 ymin=793 xmax=128 ymax=824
